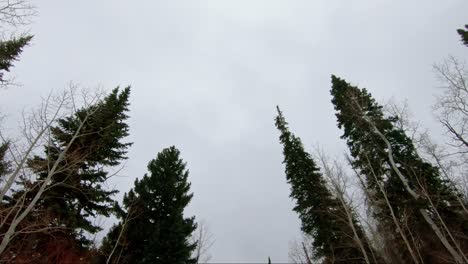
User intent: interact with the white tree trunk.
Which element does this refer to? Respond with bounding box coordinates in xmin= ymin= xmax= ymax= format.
xmin=0 ymin=111 xmax=89 ymax=255
xmin=361 ymin=113 xmax=465 ymax=264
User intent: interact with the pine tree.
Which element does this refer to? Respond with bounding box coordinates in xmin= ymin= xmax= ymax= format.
xmin=457 ymin=25 xmax=468 ymax=47
xmin=0 ymin=35 xmax=32 ymax=82
xmin=10 ymin=87 xmax=132 ymax=251
xmin=330 ymin=75 xmax=468 ymax=263
xmin=102 ymin=146 xmax=197 ymax=264
xmin=275 ymin=107 xmax=375 ymax=263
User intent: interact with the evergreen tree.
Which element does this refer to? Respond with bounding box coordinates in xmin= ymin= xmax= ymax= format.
xmin=102 ymin=146 xmax=197 ymax=264
xmin=11 ymin=87 xmax=132 ymax=250
xmin=0 ymin=142 xmax=9 ymax=177
xmin=0 ymin=35 xmax=32 ymax=82
xmin=330 ymin=75 xmax=468 ymax=263
xmin=275 ymin=107 xmax=375 ymax=263
xmin=0 ymin=142 xmax=14 ymax=206
xmin=457 ymin=24 xmax=468 ymax=47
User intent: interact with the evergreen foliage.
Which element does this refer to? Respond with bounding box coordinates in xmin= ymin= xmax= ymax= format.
xmin=330 ymin=75 xmax=468 ymax=263
xmin=102 ymin=146 xmax=197 ymax=264
xmin=2 ymin=13 xmax=468 ymax=263
xmin=14 ymin=87 xmax=132 ymax=248
xmin=0 ymin=142 xmax=14 ymax=206
xmin=0 ymin=35 xmax=32 ymax=82
xmin=457 ymin=25 xmax=468 ymax=47
xmin=0 ymin=142 xmax=9 ymax=177
xmin=275 ymin=107 xmax=375 ymax=263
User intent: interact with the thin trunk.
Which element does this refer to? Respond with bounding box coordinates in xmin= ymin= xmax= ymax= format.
xmin=364 ymin=154 xmax=421 ymax=264
xmin=0 ymin=113 xmax=89 ymax=255
xmin=419 ymin=209 xmax=464 ymax=264
xmin=301 ymin=242 xmax=312 ymax=264
xmin=107 ymin=222 xmax=127 ymax=264
xmin=319 ymin=157 xmax=372 ymax=264
xmin=429 ymin=148 xmax=468 ymax=215
xmin=361 ymin=114 xmax=465 ymax=264
xmin=0 ymin=96 xmax=64 ymax=203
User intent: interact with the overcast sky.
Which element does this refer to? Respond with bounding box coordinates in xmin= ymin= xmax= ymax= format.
xmin=1 ymin=1 xmax=468 ymax=262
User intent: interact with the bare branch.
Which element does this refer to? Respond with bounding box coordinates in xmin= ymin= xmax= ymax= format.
xmin=314 ymin=150 xmax=373 ymax=264
xmin=288 ymin=233 xmax=314 ymax=264
xmin=0 ymin=85 xmax=106 ymax=255
xmin=191 ymin=219 xmax=215 ymax=264
xmin=348 ymin=93 xmax=466 ymax=263
xmin=0 ymin=0 xmax=36 ymax=28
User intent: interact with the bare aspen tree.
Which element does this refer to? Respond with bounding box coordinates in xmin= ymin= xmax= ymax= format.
xmin=288 ymin=234 xmax=313 ymax=264
xmin=432 ymin=55 xmax=468 ymax=201
xmin=347 ymin=157 xmax=419 ymax=264
xmin=0 ymin=0 xmax=36 ymax=28
xmin=349 ymin=91 xmax=467 ymax=264
xmin=0 ymin=91 xmax=70 ymax=203
xmin=385 ymin=97 xmax=468 ymax=262
xmin=361 ymin=153 xmax=423 ymax=264
xmin=385 ymin=100 xmax=468 ymax=213
xmin=106 ymin=201 xmax=140 ymax=264
xmin=0 ymin=85 xmax=105 ymax=256
xmin=434 ymin=56 xmax=468 ymax=153
xmin=276 ymin=106 xmax=377 ymax=263
xmin=420 ymin=137 xmax=468 ymax=213
xmin=191 ymin=219 xmax=215 ymax=264
xmin=330 ymin=75 xmax=468 ymax=263
xmin=383 ymin=99 xmax=429 ymax=150
xmin=314 ymin=150 xmax=374 ymax=264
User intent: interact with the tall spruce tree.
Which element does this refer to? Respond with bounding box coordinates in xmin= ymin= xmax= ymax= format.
xmin=275 ymin=107 xmax=376 ymax=263
xmin=330 ymin=75 xmax=468 ymax=263
xmin=11 ymin=87 xmax=132 ymax=250
xmin=102 ymin=146 xmax=197 ymax=264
